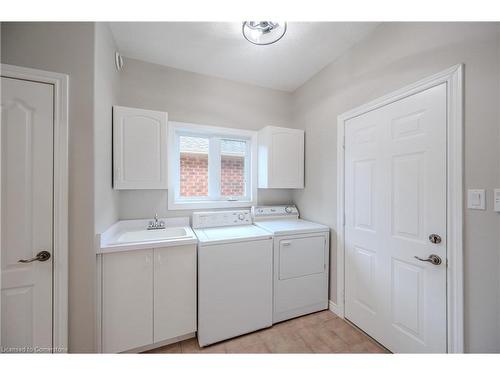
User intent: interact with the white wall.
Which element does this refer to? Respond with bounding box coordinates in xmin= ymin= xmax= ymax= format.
xmin=94 ymin=24 xmax=120 ymax=233
xmin=1 ymin=22 xmax=96 ymax=352
xmin=117 ymin=57 xmax=294 ymax=220
xmin=291 ymin=22 xmax=500 ymax=353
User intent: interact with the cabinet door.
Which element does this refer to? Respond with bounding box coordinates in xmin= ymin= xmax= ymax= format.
xmin=102 ymin=250 xmax=153 ymax=353
xmin=270 ymin=128 xmax=304 ymax=188
xmin=113 ymin=106 xmax=168 ymax=189
xmin=154 ymin=245 xmax=197 ymax=343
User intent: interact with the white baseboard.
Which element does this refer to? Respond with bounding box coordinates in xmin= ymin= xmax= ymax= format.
xmin=124 ymin=332 xmax=196 ymax=353
xmin=329 ymin=300 xmax=342 ymax=317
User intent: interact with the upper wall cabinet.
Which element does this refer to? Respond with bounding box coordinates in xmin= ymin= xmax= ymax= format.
xmin=113 ymin=106 xmax=168 ymax=189
xmin=258 ymin=126 xmax=304 ymax=189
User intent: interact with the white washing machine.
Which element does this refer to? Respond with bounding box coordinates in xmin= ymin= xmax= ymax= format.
xmin=193 ymin=210 xmax=273 ymax=347
xmin=252 ymin=205 xmax=330 ymax=323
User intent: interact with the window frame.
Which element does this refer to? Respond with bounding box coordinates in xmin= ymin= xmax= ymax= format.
xmin=168 ymin=121 xmax=258 ymax=210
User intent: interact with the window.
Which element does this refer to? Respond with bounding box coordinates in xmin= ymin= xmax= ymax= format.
xmin=168 ymin=122 xmax=257 ymax=209
xmin=179 ymin=135 xmax=209 ymax=198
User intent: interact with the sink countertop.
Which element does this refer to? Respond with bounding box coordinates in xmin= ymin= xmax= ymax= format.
xmin=97 ymin=217 xmax=198 ymax=254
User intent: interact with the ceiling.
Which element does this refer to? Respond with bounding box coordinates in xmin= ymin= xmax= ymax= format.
xmin=108 ymin=22 xmax=380 ymax=92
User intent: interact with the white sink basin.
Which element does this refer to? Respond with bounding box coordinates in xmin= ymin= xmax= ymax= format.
xmin=112 ymin=227 xmax=189 ymax=244
xmin=98 ymin=218 xmax=197 ymax=254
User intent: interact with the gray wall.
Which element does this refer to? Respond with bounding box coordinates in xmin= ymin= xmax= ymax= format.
xmin=0 ymin=25 xmax=294 ymax=353
xmin=291 ymin=22 xmax=500 ymax=352
xmin=117 ymin=58 xmax=294 ymax=220
xmin=1 ymin=22 xmax=96 ymax=352
xmin=498 ymin=23 xmax=500 ymax=352
xmin=3 ymin=21 xmax=499 ymax=353
xmin=94 ymin=23 xmax=120 ymax=233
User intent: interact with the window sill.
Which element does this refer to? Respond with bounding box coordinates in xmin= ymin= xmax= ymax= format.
xmin=167 ymin=199 xmax=256 ymax=211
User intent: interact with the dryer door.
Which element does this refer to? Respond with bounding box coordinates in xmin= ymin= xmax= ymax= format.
xmin=274 ymin=233 xmax=329 ymax=323
xmin=279 ymin=235 xmax=325 ymax=280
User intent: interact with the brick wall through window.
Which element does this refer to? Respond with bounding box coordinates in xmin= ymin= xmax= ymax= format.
xmin=221 ymin=155 xmax=245 ymax=196
xmin=180 ymin=153 xmax=245 ymax=197
xmin=180 ymin=153 xmax=208 ymax=196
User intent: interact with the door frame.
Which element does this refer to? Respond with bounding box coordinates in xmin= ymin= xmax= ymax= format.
xmin=335 ymin=64 xmax=464 ymax=353
xmin=0 ymin=64 xmax=69 ymax=352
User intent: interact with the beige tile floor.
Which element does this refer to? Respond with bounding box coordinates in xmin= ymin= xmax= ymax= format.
xmin=145 ymin=310 xmax=390 ymax=354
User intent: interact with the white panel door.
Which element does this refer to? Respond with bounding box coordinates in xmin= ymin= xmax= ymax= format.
xmin=1 ymin=77 xmax=54 ymax=352
xmin=345 ymin=83 xmax=447 ymax=353
xmin=102 ymin=250 xmax=153 ymax=353
xmin=113 ymin=106 xmax=168 ymax=189
xmin=154 ymin=245 xmax=197 ymax=343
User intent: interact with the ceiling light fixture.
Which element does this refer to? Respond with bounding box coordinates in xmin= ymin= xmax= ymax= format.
xmin=242 ymin=21 xmax=287 ymax=45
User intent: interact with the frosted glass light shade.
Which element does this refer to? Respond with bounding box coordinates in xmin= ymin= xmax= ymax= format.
xmin=242 ymin=22 xmax=287 ymax=45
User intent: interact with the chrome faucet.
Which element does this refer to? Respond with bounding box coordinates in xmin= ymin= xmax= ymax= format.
xmin=147 ymin=213 xmax=165 ymax=230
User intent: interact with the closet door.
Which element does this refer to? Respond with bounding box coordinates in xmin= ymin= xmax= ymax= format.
xmin=344 ymin=83 xmax=447 ymax=353
xmin=113 ymin=106 xmax=168 ymax=189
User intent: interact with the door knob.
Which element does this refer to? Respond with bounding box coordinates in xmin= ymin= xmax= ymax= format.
xmin=414 ymin=254 xmax=442 ymax=265
xmin=18 ymin=250 xmax=51 ymax=263
xmin=428 ymin=234 xmax=442 ymax=244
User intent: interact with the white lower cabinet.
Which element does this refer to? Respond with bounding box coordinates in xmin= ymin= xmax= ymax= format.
xmin=102 ymin=250 xmax=154 ymax=353
xmin=101 ymin=245 xmax=196 ymax=353
xmin=154 ymin=246 xmax=197 ymax=343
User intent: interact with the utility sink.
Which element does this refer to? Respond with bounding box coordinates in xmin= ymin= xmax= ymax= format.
xmin=113 ymin=227 xmax=189 ymax=244
xmin=98 ymin=218 xmax=198 ymax=254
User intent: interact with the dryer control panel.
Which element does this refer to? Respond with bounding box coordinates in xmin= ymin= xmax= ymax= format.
xmin=192 ymin=210 xmax=252 ymax=228
xmin=252 ymin=205 xmax=299 ymax=220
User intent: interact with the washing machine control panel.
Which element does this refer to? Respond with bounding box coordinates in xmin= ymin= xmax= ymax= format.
xmin=192 ymin=210 xmax=251 ymax=228
xmin=252 ymin=205 xmax=299 ymax=220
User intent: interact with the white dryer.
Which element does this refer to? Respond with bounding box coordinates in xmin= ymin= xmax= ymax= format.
xmin=252 ymin=205 xmax=330 ymax=323
xmin=193 ymin=210 xmax=273 ymax=347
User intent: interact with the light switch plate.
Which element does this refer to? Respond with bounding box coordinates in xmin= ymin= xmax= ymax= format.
xmin=494 ymin=189 xmax=500 ymax=212
xmin=468 ymin=189 xmax=486 ymax=210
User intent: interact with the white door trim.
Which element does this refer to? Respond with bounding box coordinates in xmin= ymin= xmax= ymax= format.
xmin=1 ymin=64 xmax=69 ymax=352
xmin=336 ymin=64 xmax=464 ymax=353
